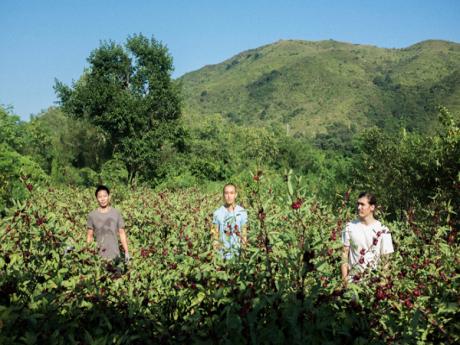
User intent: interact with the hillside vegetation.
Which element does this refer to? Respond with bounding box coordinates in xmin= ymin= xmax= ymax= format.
xmin=180 ymin=39 xmax=460 ymax=136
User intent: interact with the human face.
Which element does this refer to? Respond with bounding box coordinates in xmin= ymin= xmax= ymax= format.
xmin=223 ymin=185 xmax=237 ymax=206
xmin=96 ymin=190 xmax=110 ymax=208
xmin=357 ymin=196 xmax=375 ymax=220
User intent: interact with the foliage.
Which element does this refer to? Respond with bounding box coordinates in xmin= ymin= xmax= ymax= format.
xmin=0 ymin=144 xmax=48 ymax=213
xmin=176 ymin=115 xmax=281 ymax=182
xmin=19 ymin=107 xmax=110 ymax=185
xmin=155 ymin=170 xmax=199 ymax=191
xmin=353 ymin=107 xmax=460 ymax=220
xmin=55 ymin=34 xmax=183 ymax=183
xmin=100 ymin=157 xmax=129 ymax=187
xmin=0 ymin=172 xmax=458 ymax=344
xmin=314 ymin=121 xmax=358 ymax=155
xmin=0 ymin=105 xmax=26 ymax=151
xmin=78 ymin=167 xmax=100 ymax=188
xmin=181 ymin=39 xmax=460 ymax=136
xmin=2 ymin=38 xmax=459 ymax=343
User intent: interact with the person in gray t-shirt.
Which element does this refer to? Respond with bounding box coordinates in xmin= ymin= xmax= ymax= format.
xmin=87 ymin=185 xmax=130 ymax=261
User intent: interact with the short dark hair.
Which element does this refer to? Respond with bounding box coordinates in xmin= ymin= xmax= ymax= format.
xmin=358 ymin=192 xmax=377 ymax=206
xmin=223 ymin=183 xmax=237 ymax=194
xmin=95 ymin=185 xmax=110 ymax=197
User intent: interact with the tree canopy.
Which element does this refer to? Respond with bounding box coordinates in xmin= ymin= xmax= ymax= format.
xmin=55 ymin=34 xmax=183 ymax=183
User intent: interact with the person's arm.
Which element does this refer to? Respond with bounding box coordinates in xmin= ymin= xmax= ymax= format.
xmin=87 ymin=229 xmax=94 ymax=243
xmin=341 ymin=246 xmax=350 ymax=287
xmin=119 ymin=228 xmax=129 ymax=255
xmin=211 ymin=224 xmax=220 ymax=250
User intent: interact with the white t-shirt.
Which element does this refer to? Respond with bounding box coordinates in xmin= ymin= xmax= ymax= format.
xmin=342 ymin=219 xmax=394 ymax=277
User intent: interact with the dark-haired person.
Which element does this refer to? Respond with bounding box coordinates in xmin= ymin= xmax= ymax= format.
xmin=211 ymin=183 xmax=248 ymax=259
xmin=341 ymin=192 xmax=394 ymax=286
xmin=87 ymin=185 xmax=130 ymax=262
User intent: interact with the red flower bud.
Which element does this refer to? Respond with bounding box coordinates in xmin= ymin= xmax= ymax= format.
xmin=404 ymin=298 xmax=413 ymax=309
xmin=360 ymin=248 xmax=366 ymax=255
xmin=359 ymin=257 xmax=365 ymax=264
xmin=439 ymin=271 xmax=448 ymax=281
xmin=258 ymin=208 xmax=266 ymax=221
xmin=375 ymin=289 xmax=386 ymax=301
xmin=291 ymin=198 xmax=303 ymax=210
xmin=372 ymin=238 xmax=378 ymax=246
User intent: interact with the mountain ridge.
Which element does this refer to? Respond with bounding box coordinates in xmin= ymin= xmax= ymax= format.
xmin=179 ymin=39 xmax=460 ymax=136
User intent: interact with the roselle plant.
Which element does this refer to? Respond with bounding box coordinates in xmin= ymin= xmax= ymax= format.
xmin=0 ymin=173 xmax=458 ymax=344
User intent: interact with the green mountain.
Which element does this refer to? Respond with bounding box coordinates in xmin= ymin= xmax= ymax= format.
xmin=179 ymin=39 xmax=460 ymax=136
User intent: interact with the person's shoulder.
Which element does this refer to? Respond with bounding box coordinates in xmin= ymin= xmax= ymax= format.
xmin=213 ymin=205 xmax=226 ymax=216
xmin=235 ymin=205 xmax=247 ymax=213
xmin=110 ymin=207 xmax=123 ymax=216
xmin=377 ymin=221 xmax=391 ymax=234
xmin=371 ymin=220 xmax=386 ymax=229
xmin=346 ymin=219 xmax=360 ymax=229
xmin=88 ymin=209 xmax=98 ymax=218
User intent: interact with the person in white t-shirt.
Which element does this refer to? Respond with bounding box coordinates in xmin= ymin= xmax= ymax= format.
xmin=341 ymin=192 xmax=394 ymax=286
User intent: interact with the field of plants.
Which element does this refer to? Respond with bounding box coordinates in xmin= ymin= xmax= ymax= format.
xmin=0 ymin=172 xmax=458 ymax=344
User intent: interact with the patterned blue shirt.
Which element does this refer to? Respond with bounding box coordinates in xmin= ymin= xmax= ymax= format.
xmin=213 ymin=205 xmax=248 ymax=259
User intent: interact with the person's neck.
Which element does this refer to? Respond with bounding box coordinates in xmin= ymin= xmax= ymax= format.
xmin=98 ymin=205 xmax=110 ymax=213
xmin=225 ymin=203 xmax=236 ymax=212
xmin=360 ymin=215 xmax=376 ymax=226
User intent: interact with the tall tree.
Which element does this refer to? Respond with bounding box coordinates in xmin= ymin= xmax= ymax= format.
xmin=0 ymin=105 xmax=25 ymax=151
xmin=55 ymin=34 xmax=183 ymax=183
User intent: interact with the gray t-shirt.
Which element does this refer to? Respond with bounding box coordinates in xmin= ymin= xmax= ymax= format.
xmin=87 ymin=208 xmax=125 ymax=260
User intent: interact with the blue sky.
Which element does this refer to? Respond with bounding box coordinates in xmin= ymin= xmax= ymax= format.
xmin=1 ymin=0 xmax=459 ymax=120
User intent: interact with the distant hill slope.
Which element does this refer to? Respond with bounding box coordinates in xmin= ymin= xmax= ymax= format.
xmin=179 ymin=39 xmax=460 ymax=136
